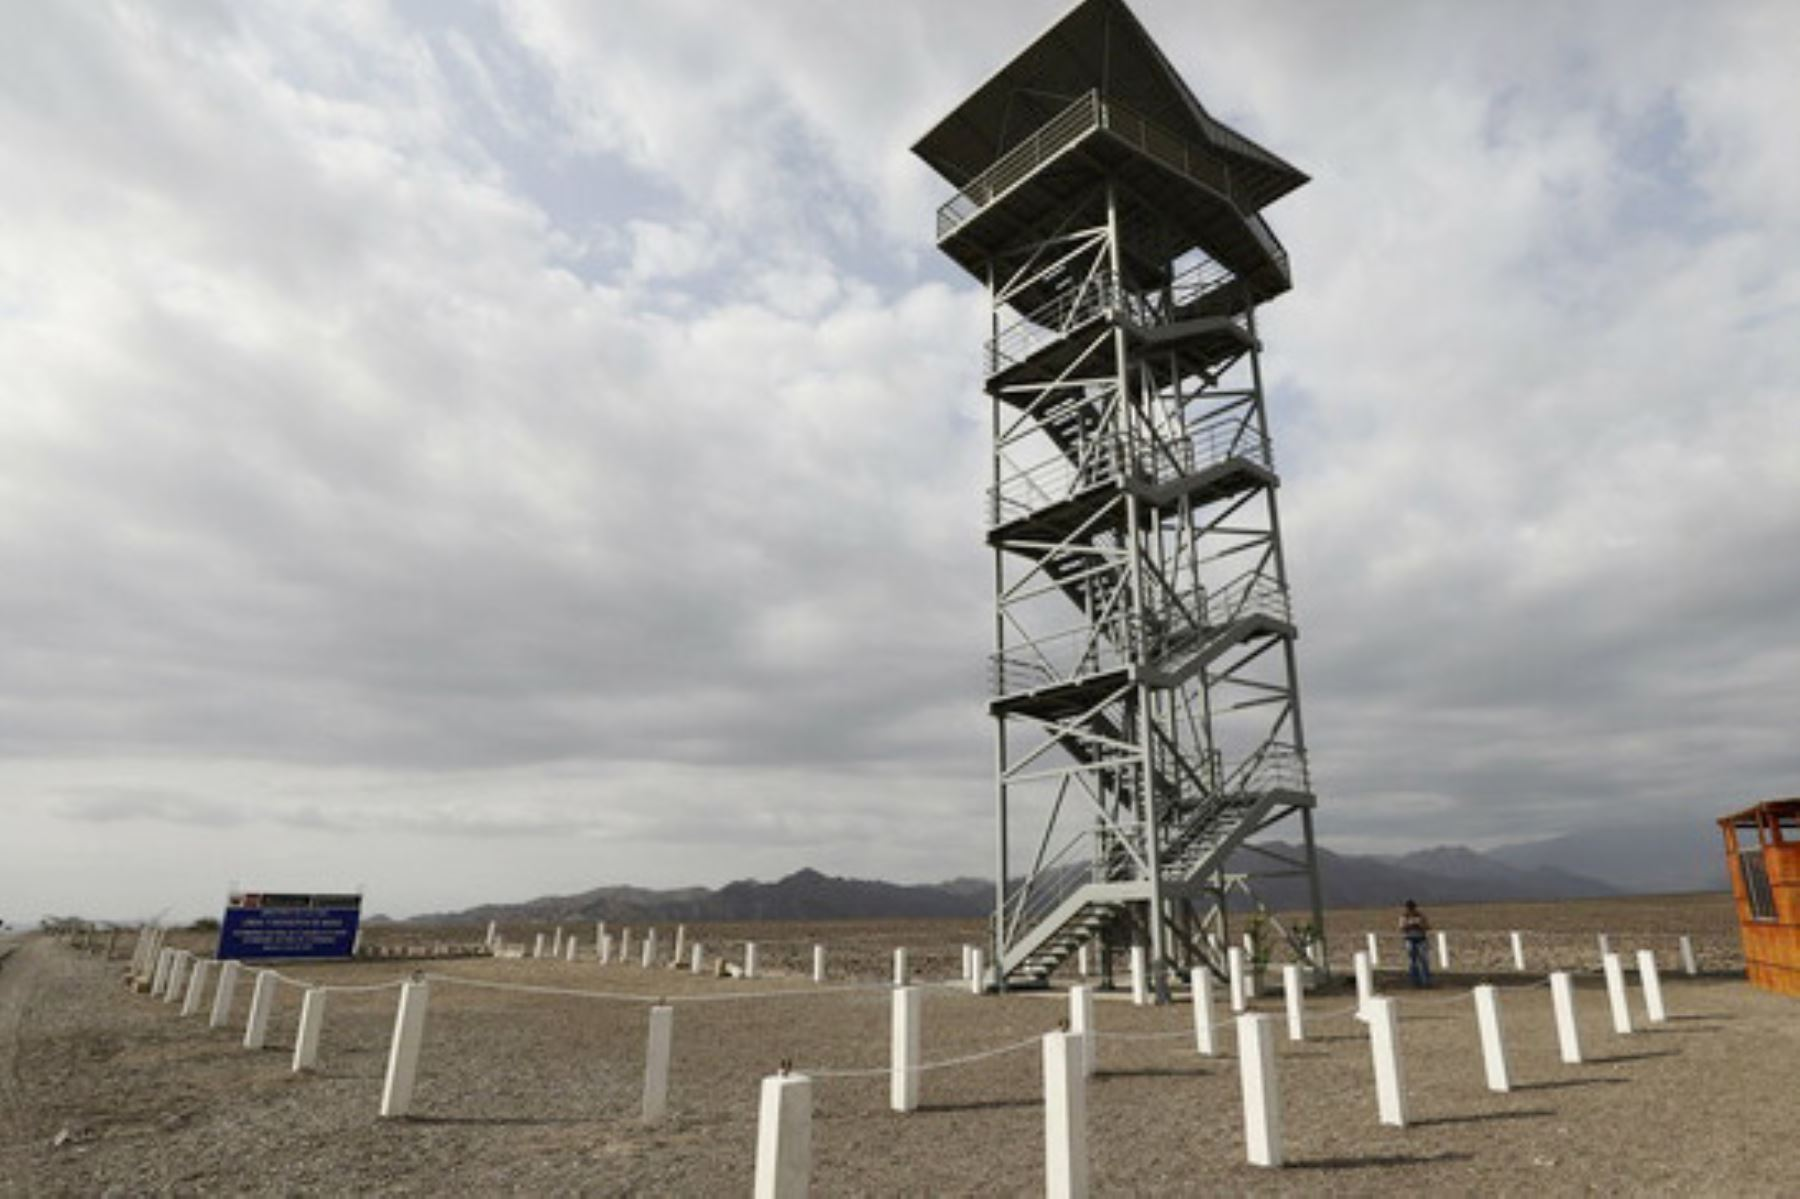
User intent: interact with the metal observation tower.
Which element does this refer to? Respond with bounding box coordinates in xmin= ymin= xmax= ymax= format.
xmin=914 ymin=0 xmax=1324 ymax=996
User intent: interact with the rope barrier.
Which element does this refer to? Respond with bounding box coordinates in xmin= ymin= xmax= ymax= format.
xmin=801 ymin=1034 xmax=1042 ymax=1080
xmin=422 ymin=972 xmax=895 ymax=1006
xmin=257 ymin=968 xmax=408 ymax=995
xmin=1093 ymin=1027 xmax=1195 ymax=1043
xmin=671 ymin=982 xmax=897 ymax=1004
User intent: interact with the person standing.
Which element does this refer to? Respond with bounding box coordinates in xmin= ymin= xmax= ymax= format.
xmin=1399 ymin=900 xmax=1431 ymax=987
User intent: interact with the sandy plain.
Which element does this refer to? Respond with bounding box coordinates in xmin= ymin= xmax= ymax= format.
xmin=1 ymin=892 xmax=1793 ymax=1196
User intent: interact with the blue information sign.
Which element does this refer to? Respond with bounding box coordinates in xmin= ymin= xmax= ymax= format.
xmin=216 ymin=892 xmax=362 ymax=961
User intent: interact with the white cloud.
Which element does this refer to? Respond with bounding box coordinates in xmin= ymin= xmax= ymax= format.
xmin=0 ymin=0 xmax=1796 ymax=919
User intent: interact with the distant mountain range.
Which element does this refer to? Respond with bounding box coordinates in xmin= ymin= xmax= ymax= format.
xmin=409 ymin=869 xmax=994 ymax=925
xmin=408 ymin=825 xmax=1727 ymax=924
xmin=1490 ymin=814 xmax=1727 ymax=895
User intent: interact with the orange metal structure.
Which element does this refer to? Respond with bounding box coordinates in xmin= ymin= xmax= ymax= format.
xmin=1720 ymin=799 xmax=1800 ymax=997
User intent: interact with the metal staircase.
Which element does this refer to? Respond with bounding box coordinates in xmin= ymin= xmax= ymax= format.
xmin=915 ymin=0 xmax=1327 ymax=996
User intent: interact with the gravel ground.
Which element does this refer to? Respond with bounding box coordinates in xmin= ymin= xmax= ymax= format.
xmin=2 ymin=894 xmax=1790 ymax=1196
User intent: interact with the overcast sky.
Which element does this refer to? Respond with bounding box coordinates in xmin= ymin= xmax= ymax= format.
xmin=3 ymin=0 xmax=1796 ymax=923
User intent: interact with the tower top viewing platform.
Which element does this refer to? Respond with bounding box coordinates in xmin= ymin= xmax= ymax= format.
xmin=912 ymin=0 xmax=1308 ymax=301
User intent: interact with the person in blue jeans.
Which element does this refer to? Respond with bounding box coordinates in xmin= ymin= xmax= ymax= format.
xmin=1399 ymin=899 xmax=1432 ymax=987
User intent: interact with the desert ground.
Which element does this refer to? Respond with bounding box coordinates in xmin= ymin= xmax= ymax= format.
xmin=2 ymin=892 xmax=1793 ymax=1196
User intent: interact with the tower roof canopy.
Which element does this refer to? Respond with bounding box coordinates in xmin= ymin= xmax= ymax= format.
xmin=912 ymin=0 xmax=1306 ymax=212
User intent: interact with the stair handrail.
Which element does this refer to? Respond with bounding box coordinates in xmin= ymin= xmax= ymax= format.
xmin=987 ymin=269 xmax=1119 ymax=375
xmin=1000 ymin=830 xmax=1092 ymax=948
xmin=989 ymin=615 xmax=1135 ymax=697
xmin=1158 ymin=742 xmax=1310 ymax=878
xmin=987 ymin=434 xmax=1129 ymax=526
xmin=1002 ymin=822 xmax=1144 ymax=964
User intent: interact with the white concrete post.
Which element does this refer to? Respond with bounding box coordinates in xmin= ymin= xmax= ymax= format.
xmin=1367 ymin=996 xmax=1407 ymax=1127
xmin=182 ymin=959 xmax=213 ymax=1017
xmin=620 ymin=928 xmax=632 ymax=962
xmin=813 ymin=944 xmax=826 ymax=984
xmin=672 ymin=925 xmax=686 ymax=967
xmin=969 ymin=948 xmax=985 ymax=996
xmin=1597 ymin=932 xmax=1610 ymax=963
xmin=753 ymin=1072 xmax=813 ymax=1199
xmin=1602 ymin=952 xmax=1633 ymax=1035
xmin=959 ymin=944 xmax=971 ymax=980
xmin=552 ymin=927 xmax=563 ymax=958
xmin=1679 ymin=935 xmax=1698 ymax=977
xmin=744 ymin=942 xmax=758 ymax=979
xmin=151 ymin=947 xmax=174 ymax=998
xmin=1068 ymin=985 xmax=1096 ymax=1077
xmin=1042 ymin=1030 xmax=1089 ymax=1198
xmin=596 ymin=921 xmax=606 ymax=952
xmin=292 ymin=988 xmax=326 ymax=1072
xmin=1353 ymin=950 xmax=1374 ymax=1019
xmin=642 ymin=1005 xmax=674 ymax=1122
xmin=1237 ymin=1013 xmax=1282 ymax=1167
xmin=1191 ymin=966 xmax=1216 ymax=1056
xmin=132 ymin=931 xmax=153 ymax=985
xmin=600 ymin=934 xmax=613 ymax=965
xmin=1227 ymin=947 xmax=1247 ymax=1014
xmin=164 ymin=951 xmax=191 ymax=1005
xmin=1510 ymin=931 xmax=1525 ymax=972
xmin=1435 ymin=930 xmax=1449 ymax=971
xmin=565 ymin=938 xmax=578 ymax=963
xmin=1365 ymin=931 xmax=1380 ymax=967
xmin=642 ymin=928 xmax=658 ymax=968
xmin=243 ymin=970 xmax=278 ymax=1050
xmin=533 ymin=933 xmax=545 ymax=959
xmin=1637 ymin=949 xmax=1667 ymax=1024
xmin=1549 ymin=971 xmax=1583 ymax=1064
xmin=1282 ymin=964 xmax=1304 ymax=1042
xmin=1076 ymin=943 xmax=1091 ymax=978
xmin=890 ymin=986 xmax=921 ymax=1113
xmin=1473 ymin=985 xmax=1510 ymax=1092
xmin=691 ymin=943 xmax=704 ymax=974
xmin=210 ymin=960 xmax=242 ymax=1029
xmin=893 ymin=947 xmax=909 ymax=986
xmin=485 ymin=920 xmax=497 ymax=948
xmin=1130 ymin=945 xmax=1148 ymax=1006
xmin=379 ymin=981 xmax=431 ymax=1118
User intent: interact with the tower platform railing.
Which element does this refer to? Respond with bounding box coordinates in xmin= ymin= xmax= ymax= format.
xmin=937 ymin=92 xmax=1102 ymax=238
xmin=936 ymin=90 xmax=1292 ymax=287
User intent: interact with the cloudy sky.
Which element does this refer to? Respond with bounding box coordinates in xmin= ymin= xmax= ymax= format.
xmin=3 ymin=1 xmax=1796 ymax=922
